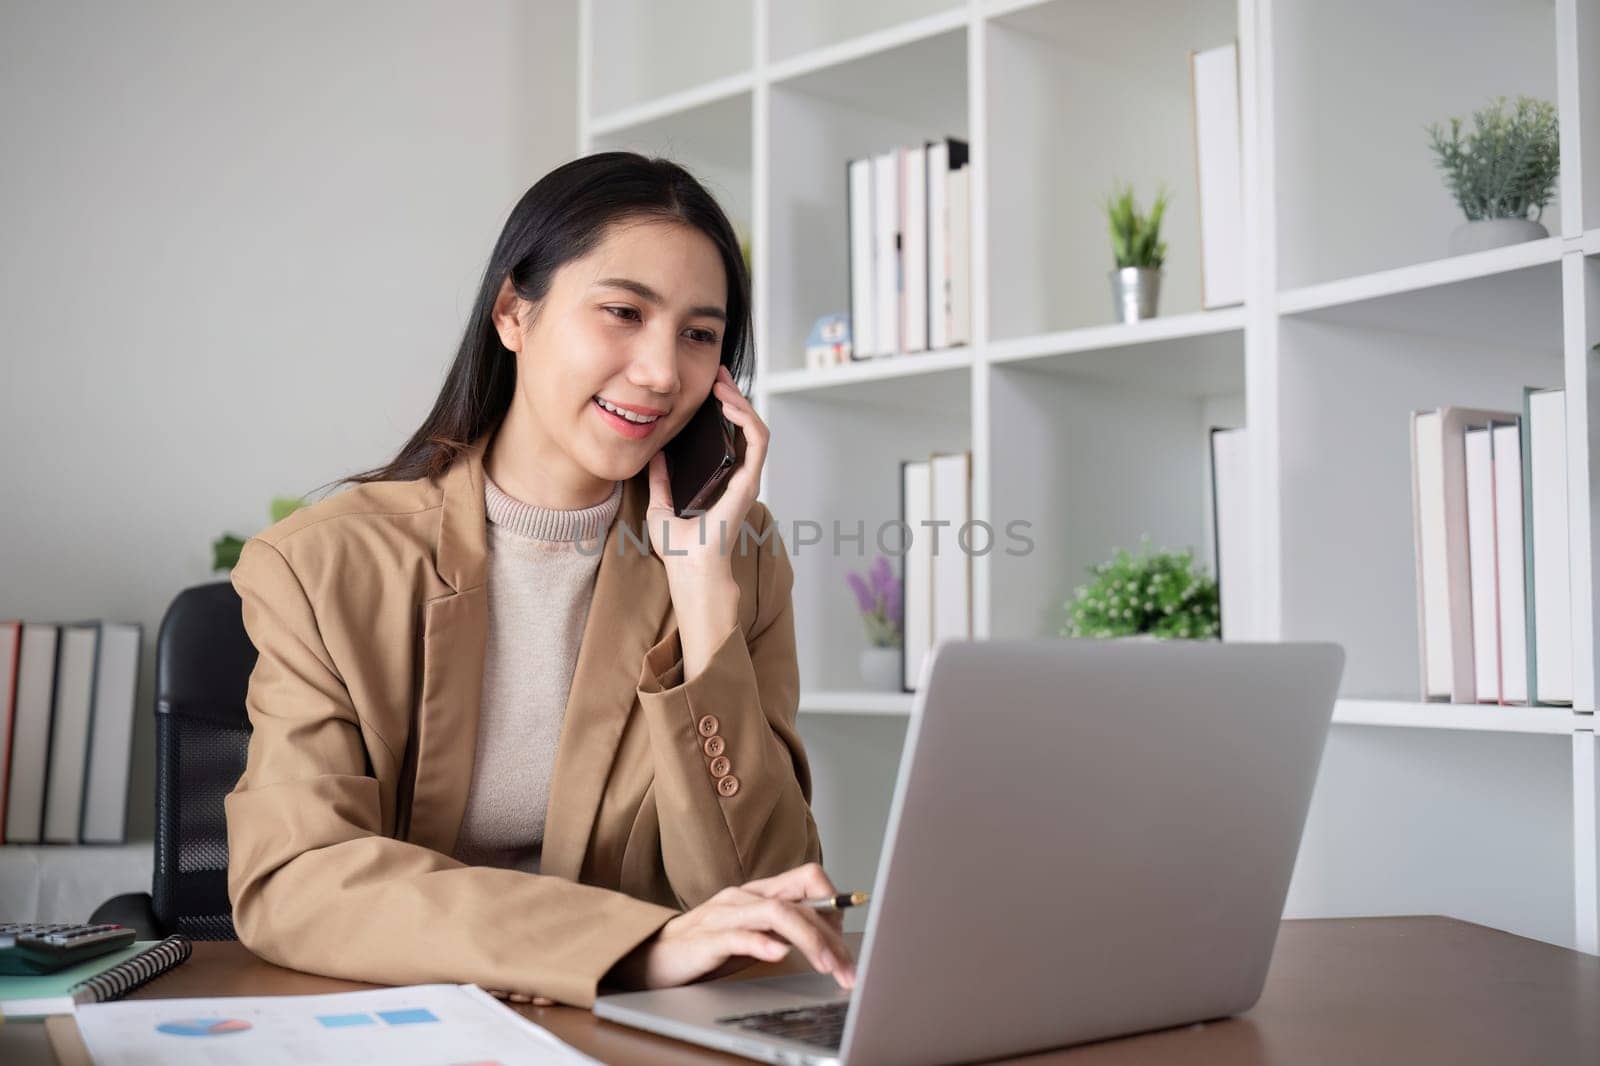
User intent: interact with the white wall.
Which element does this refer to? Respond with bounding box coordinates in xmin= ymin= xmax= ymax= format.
xmin=0 ymin=0 xmax=578 ymax=842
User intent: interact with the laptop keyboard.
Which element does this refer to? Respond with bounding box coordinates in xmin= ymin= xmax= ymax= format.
xmin=717 ymin=1000 xmax=848 ymax=1051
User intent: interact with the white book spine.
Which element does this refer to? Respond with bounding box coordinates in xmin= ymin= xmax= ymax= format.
xmin=902 ymin=145 xmax=928 ymax=353
xmin=1491 ymin=423 xmax=1529 ymax=704
xmin=81 ymin=623 xmax=142 ymax=843
xmin=44 ymin=624 xmax=99 ymax=843
xmin=1464 ymin=427 xmax=1499 ymax=703
xmin=0 ymin=621 xmax=19 ymax=833
xmin=873 ymin=151 xmax=899 ymax=357
xmin=949 ymin=167 xmax=970 ymax=346
xmin=1529 ymin=389 xmax=1573 ymax=703
xmin=1190 ymin=42 xmax=1245 ymax=308
xmin=1211 ymin=427 xmax=1253 ymax=641
xmin=927 ymin=141 xmax=950 ymax=350
xmin=1412 ymin=411 xmax=1451 ymax=699
xmin=902 ymin=460 xmax=933 ymax=690
xmin=6 ymin=623 xmax=59 ymax=843
xmin=848 ymin=157 xmax=876 ymax=360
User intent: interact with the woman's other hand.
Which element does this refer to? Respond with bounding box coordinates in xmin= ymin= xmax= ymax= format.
xmin=604 ymin=862 xmax=856 ymax=993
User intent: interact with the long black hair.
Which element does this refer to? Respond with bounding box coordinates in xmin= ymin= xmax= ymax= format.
xmin=317 ymin=151 xmax=753 ymax=494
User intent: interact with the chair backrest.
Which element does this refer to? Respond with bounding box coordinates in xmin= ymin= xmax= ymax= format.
xmin=151 ymin=580 xmax=256 ymax=940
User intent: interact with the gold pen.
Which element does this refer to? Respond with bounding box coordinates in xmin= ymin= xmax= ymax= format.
xmin=803 ymin=891 xmax=870 ymax=912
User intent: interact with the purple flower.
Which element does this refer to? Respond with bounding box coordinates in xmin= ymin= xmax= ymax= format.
xmin=868 ymin=553 xmax=894 ymax=599
xmin=845 ymin=570 xmax=875 ymax=614
xmin=885 ymin=578 xmax=902 ymax=627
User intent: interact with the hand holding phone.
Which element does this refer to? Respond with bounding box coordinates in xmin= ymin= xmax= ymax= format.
xmin=662 ymin=391 xmax=747 ymax=518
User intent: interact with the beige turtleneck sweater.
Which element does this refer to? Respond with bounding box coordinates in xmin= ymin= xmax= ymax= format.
xmin=450 ymin=473 xmax=625 ymax=874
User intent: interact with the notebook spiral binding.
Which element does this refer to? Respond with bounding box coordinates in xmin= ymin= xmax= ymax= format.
xmin=72 ymin=934 xmax=193 ymax=1003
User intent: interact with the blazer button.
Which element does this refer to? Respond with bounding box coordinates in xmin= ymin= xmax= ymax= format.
xmin=702 ymin=735 xmax=726 ymax=758
xmin=717 ymin=774 xmax=740 ymax=798
xmin=697 ymin=714 xmax=720 ymax=738
xmin=709 ymin=755 xmax=731 ymax=778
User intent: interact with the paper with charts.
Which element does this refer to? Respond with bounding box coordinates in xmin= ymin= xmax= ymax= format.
xmin=72 ymin=982 xmax=602 ymax=1065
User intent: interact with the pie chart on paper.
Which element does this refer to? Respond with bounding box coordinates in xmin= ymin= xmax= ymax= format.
xmin=155 ymin=1017 xmax=254 ymax=1037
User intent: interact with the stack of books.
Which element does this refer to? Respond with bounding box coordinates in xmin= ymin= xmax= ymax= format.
xmin=838 ymin=137 xmax=970 ymax=368
xmin=1409 ymin=390 xmax=1571 ymax=706
xmin=899 ymin=451 xmax=973 ymax=690
xmin=1 ymin=620 xmax=143 ymax=845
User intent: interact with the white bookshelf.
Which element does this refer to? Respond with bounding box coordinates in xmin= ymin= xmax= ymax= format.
xmin=580 ymin=0 xmax=1600 ymax=950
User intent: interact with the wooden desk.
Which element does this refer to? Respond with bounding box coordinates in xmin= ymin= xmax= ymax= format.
xmin=7 ymin=917 xmax=1597 ymax=1064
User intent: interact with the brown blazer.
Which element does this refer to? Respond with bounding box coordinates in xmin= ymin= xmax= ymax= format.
xmin=223 ymin=430 xmax=822 ymax=1007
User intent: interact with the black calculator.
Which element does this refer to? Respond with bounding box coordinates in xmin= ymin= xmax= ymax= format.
xmin=0 ymin=922 xmax=138 ymax=975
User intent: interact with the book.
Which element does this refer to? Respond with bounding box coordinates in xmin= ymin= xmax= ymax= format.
xmin=1410 ymin=406 xmax=1517 ymax=703
xmin=926 ymin=137 xmax=969 ymax=350
xmin=81 ymin=622 xmax=142 ymax=843
xmin=0 ymin=936 xmax=190 ymax=1019
xmin=43 ymin=623 xmax=100 ymax=843
xmin=847 ymin=156 xmax=876 ymax=360
xmin=872 ymin=149 xmax=900 ymax=357
xmin=1463 ymin=426 xmax=1499 ymax=703
xmin=1526 ymin=387 xmax=1572 ymax=704
xmin=930 ymin=451 xmax=973 ymax=648
xmin=1491 ymin=421 xmax=1529 ymax=704
xmin=901 ymin=458 xmax=933 ymax=690
xmin=948 ymin=165 xmax=971 ymax=346
xmin=1209 ymin=426 xmax=1253 ymax=640
xmin=902 ymin=143 xmax=928 ymax=354
xmin=0 ymin=620 xmax=21 ymax=843
xmin=6 ymin=623 xmax=60 ymax=843
xmin=1190 ymin=40 xmax=1245 ymax=309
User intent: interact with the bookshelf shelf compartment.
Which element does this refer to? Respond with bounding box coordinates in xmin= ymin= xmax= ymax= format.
xmin=767 ymin=26 xmax=969 ymax=373
xmin=591 ymin=91 xmax=754 ymax=242
xmin=1271 ymin=0 xmax=1561 ymax=291
xmin=764 ymin=385 xmax=970 ymax=694
xmin=986 ymin=0 xmax=1239 ymax=341
xmin=587 ymin=0 xmax=753 ymax=119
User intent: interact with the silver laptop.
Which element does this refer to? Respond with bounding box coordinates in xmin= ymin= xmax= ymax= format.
xmin=595 ymin=637 xmax=1345 ymax=1066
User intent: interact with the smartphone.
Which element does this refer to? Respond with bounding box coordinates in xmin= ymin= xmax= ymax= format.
xmin=662 ymin=393 xmax=746 ymax=517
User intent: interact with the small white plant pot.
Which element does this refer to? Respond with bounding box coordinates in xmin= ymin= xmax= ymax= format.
xmin=858 ymin=646 xmax=902 ymax=691
xmin=1447 ymin=218 xmax=1549 ymax=256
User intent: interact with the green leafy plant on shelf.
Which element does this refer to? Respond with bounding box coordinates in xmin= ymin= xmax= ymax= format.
xmin=1061 ymin=539 xmax=1220 ymax=640
xmin=1426 ymin=95 xmax=1559 ymax=223
xmin=1105 ymin=182 xmax=1170 ymax=270
xmin=212 ymin=497 xmax=308 ymax=571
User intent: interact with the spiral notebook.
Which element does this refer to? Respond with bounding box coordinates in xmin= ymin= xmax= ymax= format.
xmin=0 ymin=934 xmax=191 ymax=1019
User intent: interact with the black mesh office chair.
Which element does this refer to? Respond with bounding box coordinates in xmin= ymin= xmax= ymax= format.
xmin=91 ymin=580 xmax=256 ymax=940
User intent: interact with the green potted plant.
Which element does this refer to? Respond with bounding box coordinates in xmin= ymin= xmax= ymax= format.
xmin=1060 ymin=539 xmax=1220 ymax=640
xmin=212 ymin=496 xmax=308 ymax=571
xmin=1426 ymin=94 xmax=1559 ymax=256
xmin=1105 ymin=182 xmax=1171 ymax=323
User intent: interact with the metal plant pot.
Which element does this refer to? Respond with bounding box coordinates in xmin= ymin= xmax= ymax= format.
xmin=1110 ymin=266 xmax=1163 ymax=323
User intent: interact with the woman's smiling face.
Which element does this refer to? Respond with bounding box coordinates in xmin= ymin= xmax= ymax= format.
xmin=492 ymin=216 xmax=729 ymax=495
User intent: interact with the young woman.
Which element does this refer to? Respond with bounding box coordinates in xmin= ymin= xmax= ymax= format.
xmin=223 ymin=152 xmax=855 ymax=1009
